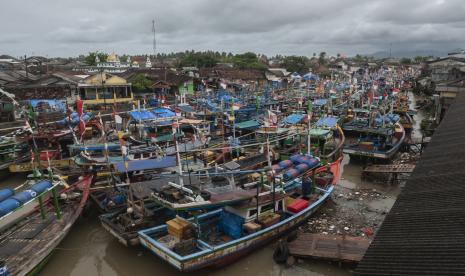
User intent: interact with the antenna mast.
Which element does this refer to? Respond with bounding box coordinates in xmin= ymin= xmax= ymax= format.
xmin=152 ymin=19 xmax=156 ymax=57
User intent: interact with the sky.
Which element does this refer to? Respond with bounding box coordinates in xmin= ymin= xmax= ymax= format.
xmin=1 ymin=0 xmax=465 ymax=58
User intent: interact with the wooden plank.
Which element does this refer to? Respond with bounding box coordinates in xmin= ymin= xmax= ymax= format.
xmin=363 ymin=164 xmax=415 ymax=174
xmin=288 ymin=233 xmax=371 ymax=263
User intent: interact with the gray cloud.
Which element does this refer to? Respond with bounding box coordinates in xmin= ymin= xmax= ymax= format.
xmin=1 ymin=0 xmax=465 ymax=57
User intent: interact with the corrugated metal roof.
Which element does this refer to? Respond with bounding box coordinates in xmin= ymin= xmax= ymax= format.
xmin=355 ymin=92 xmax=465 ymax=276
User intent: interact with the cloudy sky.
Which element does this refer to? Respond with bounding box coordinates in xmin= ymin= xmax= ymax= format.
xmin=1 ymin=0 xmax=464 ymax=57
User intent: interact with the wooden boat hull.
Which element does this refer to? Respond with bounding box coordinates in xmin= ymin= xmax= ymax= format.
xmin=0 ymin=176 xmax=92 ymax=276
xmin=138 ymin=159 xmax=342 ymax=271
xmin=139 ymin=186 xmax=333 ymax=271
xmin=8 ymin=158 xmax=74 ymax=173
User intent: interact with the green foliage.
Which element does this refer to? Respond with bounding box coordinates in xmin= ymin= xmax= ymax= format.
xmin=282 ymin=56 xmax=309 ymax=74
xmin=318 ymin=52 xmax=327 ymax=65
xmin=84 ymin=52 xmax=108 ymax=66
xmin=400 ymin=58 xmax=412 ymax=65
xmin=132 ymin=74 xmax=153 ymax=91
xmin=413 ymin=56 xmax=430 ymax=63
xmin=179 ymin=52 xmax=219 ymax=68
xmin=232 ymin=52 xmax=266 ymax=70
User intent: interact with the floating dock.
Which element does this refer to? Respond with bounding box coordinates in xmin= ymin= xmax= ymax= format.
xmin=288 ymin=233 xmax=371 ymax=263
xmin=362 ymin=164 xmax=415 ymax=174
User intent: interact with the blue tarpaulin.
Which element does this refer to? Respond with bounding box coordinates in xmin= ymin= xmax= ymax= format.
xmin=114 ymin=156 xmax=176 ymax=173
xmin=283 ymin=114 xmax=304 ymax=125
xmin=129 ymin=108 xmax=176 ymax=122
xmin=129 ymin=110 xmax=157 ymax=121
xmin=152 ymin=108 xmax=176 ymax=117
xmin=313 ymin=99 xmax=328 ymax=106
xmin=316 ymin=117 xmax=339 ymax=128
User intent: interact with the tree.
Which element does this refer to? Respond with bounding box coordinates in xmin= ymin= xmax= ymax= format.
xmin=132 ymin=74 xmax=153 ymax=91
xmin=318 ymin=52 xmax=327 ymax=65
xmin=413 ymin=56 xmax=429 ymax=63
xmin=84 ymin=52 xmax=108 ymax=66
xmin=400 ymin=58 xmax=412 ymax=65
xmin=179 ymin=52 xmax=218 ymax=68
xmin=232 ymin=52 xmax=266 ymax=70
xmin=282 ymin=56 xmax=309 ymax=74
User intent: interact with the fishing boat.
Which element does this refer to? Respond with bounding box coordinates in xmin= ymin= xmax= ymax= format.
xmin=138 ymin=157 xmax=342 ymax=271
xmin=0 ymin=174 xmax=66 ymax=232
xmin=309 ymin=117 xmax=345 ymax=162
xmin=98 ymin=155 xmax=180 ymax=246
xmin=0 ymin=175 xmax=93 ymax=276
xmin=0 ymin=135 xmax=29 ymax=171
xmin=343 ymin=121 xmax=405 ymax=161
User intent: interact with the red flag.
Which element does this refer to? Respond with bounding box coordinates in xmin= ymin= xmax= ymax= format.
xmin=368 ymin=90 xmax=374 ymax=104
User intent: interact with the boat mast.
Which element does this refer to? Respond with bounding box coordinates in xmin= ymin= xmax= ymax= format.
xmin=173 ymin=119 xmax=184 ymax=187
xmin=307 ymin=99 xmax=312 ymax=155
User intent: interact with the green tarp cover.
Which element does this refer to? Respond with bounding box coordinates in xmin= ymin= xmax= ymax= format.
xmin=234 ymin=120 xmax=260 ymax=129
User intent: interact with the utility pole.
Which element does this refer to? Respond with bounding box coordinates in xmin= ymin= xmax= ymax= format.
xmin=152 ymin=19 xmax=156 ymax=58
xmin=389 ymin=43 xmax=392 ymax=59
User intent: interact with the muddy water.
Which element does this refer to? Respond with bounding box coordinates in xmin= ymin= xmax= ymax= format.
xmin=23 ymin=93 xmax=426 ymax=276
xmin=39 ymin=212 xmax=351 ymax=276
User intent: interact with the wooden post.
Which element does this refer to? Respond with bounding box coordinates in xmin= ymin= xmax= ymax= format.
xmin=51 ymin=188 xmax=62 ymax=220
xmin=38 ymin=195 xmax=46 ymax=220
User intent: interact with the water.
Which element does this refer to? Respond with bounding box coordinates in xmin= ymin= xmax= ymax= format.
xmin=39 ymin=213 xmax=351 ymax=276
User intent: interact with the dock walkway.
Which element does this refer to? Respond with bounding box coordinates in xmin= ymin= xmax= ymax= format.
xmin=362 ymin=164 xmax=415 ymax=174
xmin=288 ymin=233 xmax=371 ymax=263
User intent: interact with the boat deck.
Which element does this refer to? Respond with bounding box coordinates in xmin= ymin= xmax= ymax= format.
xmin=288 ymin=233 xmax=371 ymax=263
xmin=0 ymin=203 xmax=77 ymax=275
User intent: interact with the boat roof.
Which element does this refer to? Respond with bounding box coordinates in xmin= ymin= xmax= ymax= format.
xmin=114 ymin=156 xmax=176 ymax=173
xmin=234 ymin=120 xmax=260 ymax=130
xmin=283 ymin=114 xmax=305 ymax=125
xmin=177 ymin=104 xmax=195 ymax=113
xmin=310 ymin=128 xmax=331 ymax=137
xmin=315 ymin=117 xmax=339 ymax=128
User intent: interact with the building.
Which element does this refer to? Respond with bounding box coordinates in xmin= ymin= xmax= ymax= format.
xmin=77 ymin=72 xmax=133 ymax=108
xmin=428 ymin=54 xmax=465 ymax=115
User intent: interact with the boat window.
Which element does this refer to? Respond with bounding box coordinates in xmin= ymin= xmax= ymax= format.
xmin=248 ymin=209 xmax=257 ymax=218
xmin=260 ymin=203 xmax=274 ymax=214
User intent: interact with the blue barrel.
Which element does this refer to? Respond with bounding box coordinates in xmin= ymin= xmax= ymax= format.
xmin=295 ymin=163 xmax=310 ymax=174
xmin=11 ymin=190 xmax=36 ymax=204
xmin=111 ymin=194 xmax=126 ymax=205
xmin=278 ymin=160 xmax=293 ymax=169
xmin=302 ymin=179 xmax=313 ymax=195
xmin=30 ymin=181 xmax=52 ymax=194
xmin=302 ymin=157 xmax=319 ymax=168
xmin=290 ymin=154 xmax=302 ymax=163
xmin=0 ymin=188 xmax=14 ymax=202
xmin=82 ymin=114 xmax=91 ymax=122
xmin=0 ymin=198 xmax=21 ymax=217
xmin=283 ymin=168 xmax=300 ymax=181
